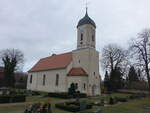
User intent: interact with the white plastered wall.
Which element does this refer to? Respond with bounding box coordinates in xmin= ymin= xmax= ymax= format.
xmin=72 ymin=48 xmax=101 ymax=96
xmin=27 ymin=68 xmax=68 ymax=92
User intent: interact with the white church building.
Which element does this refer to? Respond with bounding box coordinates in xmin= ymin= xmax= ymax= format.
xmin=27 ymin=10 xmax=101 ymax=96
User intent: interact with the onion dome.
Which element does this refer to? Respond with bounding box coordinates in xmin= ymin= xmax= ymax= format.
xmin=77 ymin=10 xmax=96 ymax=28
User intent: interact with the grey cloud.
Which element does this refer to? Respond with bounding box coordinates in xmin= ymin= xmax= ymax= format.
xmin=0 ymin=0 xmax=150 ymax=72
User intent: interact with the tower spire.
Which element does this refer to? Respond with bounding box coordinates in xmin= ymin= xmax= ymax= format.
xmin=85 ymin=0 xmax=88 ymax=15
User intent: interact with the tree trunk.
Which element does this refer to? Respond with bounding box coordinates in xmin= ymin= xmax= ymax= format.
xmin=145 ymin=64 xmax=150 ymax=92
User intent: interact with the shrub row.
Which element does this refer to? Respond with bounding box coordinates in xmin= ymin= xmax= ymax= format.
xmin=129 ymin=94 xmax=146 ymax=99
xmin=47 ymin=92 xmax=70 ymax=98
xmin=47 ymin=92 xmax=87 ymax=99
xmin=0 ymin=95 xmax=26 ymax=103
xmin=56 ymin=103 xmax=80 ymax=112
xmin=55 ymin=101 xmax=92 ymax=112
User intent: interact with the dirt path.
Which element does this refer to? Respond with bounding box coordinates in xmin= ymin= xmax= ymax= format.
xmin=0 ymin=102 xmax=34 ymax=107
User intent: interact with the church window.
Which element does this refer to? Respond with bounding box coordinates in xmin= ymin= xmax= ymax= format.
xmin=30 ymin=75 xmax=32 ymax=84
xmin=92 ymin=35 xmax=95 ymax=41
xmin=84 ymin=83 xmax=86 ymax=90
xmin=79 ymin=60 xmax=80 ymax=63
xmin=43 ymin=74 xmax=46 ymax=86
xmin=94 ymin=72 xmax=95 ymax=76
xmin=56 ymin=74 xmax=59 ymax=86
xmin=81 ymin=33 xmax=83 ymax=41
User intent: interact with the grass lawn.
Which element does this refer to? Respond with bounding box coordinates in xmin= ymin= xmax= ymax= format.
xmin=26 ymin=96 xmax=66 ymax=102
xmin=0 ymin=94 xmax=150 ymax=113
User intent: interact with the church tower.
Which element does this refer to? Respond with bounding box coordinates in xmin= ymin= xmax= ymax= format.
xmin=77 ymin=9 xmax=96 ymax=49
xmin=71 ymin=9 xmax=101 ymax=96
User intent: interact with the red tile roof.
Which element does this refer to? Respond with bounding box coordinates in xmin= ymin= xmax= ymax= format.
xmin=67 ymin=68 xmax=88 ymax=76
xmin=29 ymin=52 xmax=72 ymax=72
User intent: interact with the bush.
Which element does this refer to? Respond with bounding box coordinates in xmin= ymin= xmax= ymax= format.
xmin=115 ymin=97 xmax=128 ymax=102
xmin=47 ymin=92 xmax=87 ymax=99
xmin=10 ymin=95 xmax=26 ymax=103
xmin=0 ymin=95 xmax=10 ymax=103
xmin=48 ymin=92 xmax=70 ymax=99
xmin=55 ymin=101 xmax=92 ymax=112
xmin=74 ymin=93 xmax=87 ymax=98
xmin=100 ymin=98 xmax=104 ymax=106
xmin=86 ymin=104 xmax=92 ymax=109
xmin=55 ymin=103 xmax=80 ymax=112
xmin=109 ymin=97 xmax=114 ymax=104
xmin=0 ymin=95 xmax=26 ymax=103
xmin=129 ymin=94 xmax=145 ymax=99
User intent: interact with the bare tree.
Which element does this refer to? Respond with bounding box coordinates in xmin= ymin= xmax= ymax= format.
xmin=102 ymin=44 xmax=128 ymax=91
xmin=0 ymin=49 xmax=24 ymax=87
xmin=102 ymin=44 xmax=128 ymax=73
xmin=130 ymin=29 xmax=150 ymax=91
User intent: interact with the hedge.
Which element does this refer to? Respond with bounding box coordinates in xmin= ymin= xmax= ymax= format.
xmin=56 ymin=103 xmax=80 ymax=112
xmin=47 ymin=92 xmax=87 ymax=98
xmin=0 ymin=95 xmax=26 ymax=103
xmin=115 ymin=97 xmax=128 ymax=102
xmin=129 ymin=94 xmax=145 ymax=99
xmin=55 ymin=101 xmax=92 ymax=112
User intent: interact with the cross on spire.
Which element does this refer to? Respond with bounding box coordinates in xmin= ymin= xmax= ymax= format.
xmin=85 ymin=0 xmax=90 ymax=16
xmin=85 ymin=0 xmax=88 ymax=13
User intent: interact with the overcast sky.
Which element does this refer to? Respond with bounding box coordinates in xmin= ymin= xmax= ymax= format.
xmin=0 ymin=0 xmax=150 ymax=74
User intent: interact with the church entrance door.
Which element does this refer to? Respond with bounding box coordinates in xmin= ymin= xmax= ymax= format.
xmin=92 ymin=85 xmax=96 ymax=96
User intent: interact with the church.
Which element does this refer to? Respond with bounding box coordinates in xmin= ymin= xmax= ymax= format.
xmin=27 ymin=10 xmax=101 ymax=96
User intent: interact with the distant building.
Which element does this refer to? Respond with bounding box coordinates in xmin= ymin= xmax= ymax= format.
xmin=27 ymin=10 xmax=101 ymax=96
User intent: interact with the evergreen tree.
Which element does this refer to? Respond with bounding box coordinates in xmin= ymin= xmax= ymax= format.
xmin=104 ymin=71 xmax=111 ymax=91
xmin=68 ymin=83 xmax=77 ymax=95
xmin=110 ymin=67 xmax=124 ymax=91
xmin=128 ymin=66 xmax=139 ymax=82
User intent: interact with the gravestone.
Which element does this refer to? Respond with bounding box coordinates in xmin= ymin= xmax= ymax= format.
xmin=80 ymin=100 xmax=87 ymax=111
xmin=92 ymin=109 xmax=102 ymax=113
xmin=144 ymin=105 xmax=150 ymax=109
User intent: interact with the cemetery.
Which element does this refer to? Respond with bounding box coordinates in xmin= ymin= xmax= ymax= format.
xmin=0 ymin=91 xmax=149 ymax=113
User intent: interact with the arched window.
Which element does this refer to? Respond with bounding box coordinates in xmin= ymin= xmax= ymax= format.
xmin=81 ymin=33 xmax=83 ymax=41
xmin=43 ymin=74 xmax=46 ymax=86
xmin=56 ymin=74 xmax=59 ymax=86
xmin=84 ymin=83 xmax=86 ymax=90
xmin=30 ymin=75 xmax=32 ymax=84
xmin=92 ymin=35 xmax=95 ymax=41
